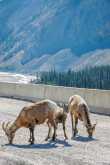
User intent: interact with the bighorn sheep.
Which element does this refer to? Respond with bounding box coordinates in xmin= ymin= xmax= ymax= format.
xmin=2 ymin=99 xmax=68 ymax=144
xmin=68 ymin=95 xmax=96 ymax=138
xmin=45 ymin=103 xmax=68 ymax=141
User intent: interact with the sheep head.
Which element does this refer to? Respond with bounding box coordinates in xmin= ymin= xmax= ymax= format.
xmin=58 ymin=102 xmax=69 ymax=113
xmin=87 ymin=122 xmax=97 ymax=138
xmin=2 ymin=121 xmax=15 ymax=144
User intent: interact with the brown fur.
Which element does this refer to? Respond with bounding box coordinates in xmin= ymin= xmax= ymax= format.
xmin=45 ymin=103 xmax=68 ymax=141
xmin=2 ymin=99 xmax=64 ymax=144
xmin=68 ymin=95 xmax=96 ymax=138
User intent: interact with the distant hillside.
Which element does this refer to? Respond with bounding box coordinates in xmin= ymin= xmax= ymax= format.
xmin=0 ymin=48 xmax=110 ymax=73
xmin=0 ymin=0 xmax=110 ymax=73
xmin=72 ymin=49 xmax=110 ymax=71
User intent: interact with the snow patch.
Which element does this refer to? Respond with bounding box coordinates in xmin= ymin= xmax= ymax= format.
xmin=0 ymin=72 xmax=36 ymax=84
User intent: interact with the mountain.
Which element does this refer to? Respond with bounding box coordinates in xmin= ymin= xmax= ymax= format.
xmin=0 ymin=0 xmax=110 ymax=73
xmin=38 ymin=49 xmax=78 ymax=72
xmin=72 ymin=49 xmax=110 ymax=71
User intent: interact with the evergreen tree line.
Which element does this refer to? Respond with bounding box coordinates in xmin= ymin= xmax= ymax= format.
xmin=35 ymin=65 xmax=110 ymax=90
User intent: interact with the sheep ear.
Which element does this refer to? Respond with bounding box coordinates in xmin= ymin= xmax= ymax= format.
xmin=62 ymin=103 xmax=66 ymax=107
xmin=57 ymin=103 xmax=68 ymax=111
xmin=63 ymin=103 xmax=69 ymax=112
xmin=64 ymin=103 xmax=68 ymax=108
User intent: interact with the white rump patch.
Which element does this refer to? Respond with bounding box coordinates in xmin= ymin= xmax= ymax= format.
xmin=46 ymin=100 xmax=58 ymax=110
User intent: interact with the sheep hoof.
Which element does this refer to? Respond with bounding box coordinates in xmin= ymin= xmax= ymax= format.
xmin=52 ymin=137 xmax=56 ymax=141
xmin=73 ymin=131 xmax=78 ymax=137
xmin=30 ymin=141 xmax=34 ymax=145
xmin=45 ymin=137 xmax=49 ymax=141
xmin=65 ymin=136 xmax=68 ymax=140
xmin=71 ymin=136 xmax=76 ymax=140
xmin=76 ymin=130 xmax=78 ymax=134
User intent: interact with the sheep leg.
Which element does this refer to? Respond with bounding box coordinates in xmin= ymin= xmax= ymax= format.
xmin=52 ymin=126 xmax=56 ymax=141
xmin=28 ymin=128 xmax=32 ymax=142
xmin=71 ymin=113 xmax=75 ymax=138
xmin=52 ymin=121 xmax=57 ymax=141
xmin=45 ymin=122 xmax=52 ymax=141
xmin=31 ymin=127 xmax=35 ymax=144
xmin=29 ymin=127 xmax=35 ymax=144
xmin=74 ymin=117 xmax=78 ymax=137
xmin=62 ymin=120 xmax=68 ymax=140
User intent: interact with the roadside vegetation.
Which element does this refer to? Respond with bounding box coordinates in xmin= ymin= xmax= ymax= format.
xmin=34 ymin=65 xmax=110 ymax=90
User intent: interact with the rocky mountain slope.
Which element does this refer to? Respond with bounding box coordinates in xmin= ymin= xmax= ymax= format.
xmin=0 ymin=0 xmax=110 ymax=72
xmin=72 ymin=49 xmax=110 ymax=71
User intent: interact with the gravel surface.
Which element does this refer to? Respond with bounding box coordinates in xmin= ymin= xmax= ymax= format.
xmin=0 ymin=97 xmax=110 ymax=165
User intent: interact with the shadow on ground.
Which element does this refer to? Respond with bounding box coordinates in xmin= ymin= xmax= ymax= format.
xmin=73 ymin=135 xmax=98 ymax=142
xmin=4 ymin=139 xmax=72 ymax=149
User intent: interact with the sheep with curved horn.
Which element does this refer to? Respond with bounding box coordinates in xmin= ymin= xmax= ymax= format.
xmin=2 ymin=99 xmax=68 ymax=144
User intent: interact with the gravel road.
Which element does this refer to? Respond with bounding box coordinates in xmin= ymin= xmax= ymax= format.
xmin=0 ymin=97 xmax=110 ymax=165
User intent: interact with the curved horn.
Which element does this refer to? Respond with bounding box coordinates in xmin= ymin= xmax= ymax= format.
xmin=6 ymin=121 xmax=11 ymax=129
xmin=2 ymin=122 xmax=6 ymax=132
xmin=2 ymin=121 xmax=11 ymax=133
